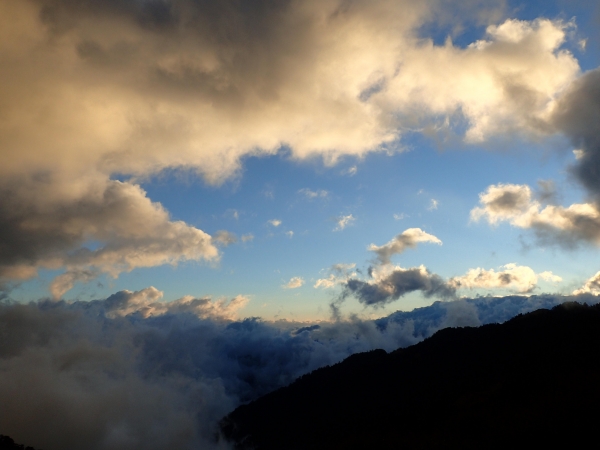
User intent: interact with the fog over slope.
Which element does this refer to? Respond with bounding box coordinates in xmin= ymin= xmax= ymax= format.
xmin=1 ymin=292 xmax=598 ymax=450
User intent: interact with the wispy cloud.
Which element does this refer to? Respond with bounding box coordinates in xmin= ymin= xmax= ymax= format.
xmin=299 ymin=188 xmax=329 ymax=199
xmin=268 ymin=219 xmax=282 ymax=227
xmin=428 ymin=199 xmax=439 ymax=211
xmin=334 ymin=214 xmax=355 ymax=231
xmin=369 ymin=228 xmax=442 ymax=265
xmin=342 ymin=166 xmax=358 ymax=176
xmin=213 ymin=230 xmax=238 ymax=247
xmin=283 ymin=277 xmax=304 ymax=289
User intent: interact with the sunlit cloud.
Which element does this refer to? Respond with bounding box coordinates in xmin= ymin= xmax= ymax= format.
xmin=283 ymin=277 xmax=305 ymax=289
xmin=334 ymin=214 xmax=355 ymax=231
xmin=369 ymin=228 xmax=442 ymax=265
xmin=471 ymin=183 xmax=600 ymax=247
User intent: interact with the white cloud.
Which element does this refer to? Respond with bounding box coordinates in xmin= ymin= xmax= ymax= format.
xmin=393 ymin=213 xmax=407 ymax=220
xmin=574 ymin=271 xmax=600 ymax=295
xmin=428 ymin=199 xmax=439 ymax=211
xmin=334 ymin=214 xmax=355 ymax=231
xmin=0 ymin=179 xmax=219 ymax=297
xmin=471 ymin=183 xmax=600 ymax=247
xmin=299 ymin=188 xmax=329 ymax=199
xmin=314 ymin=263 xmax=356 ymax=289
xmin=343 ymin=166 xmax=358 ymax=176
xmin=101 ymin=287 xmax=250 ymax=320
xmin=449 ymin=263 xmax=542 ymax=293
xmin=369 ymin=228 xmax=442 ymax=264
xmin=283 ymin=277 xmax=305 ymax=289
xmin=241 ymin=234 xmax=255 ymax=243
xmin=286 ymin=231 xmax=294 ymax=238
xmin=539 ymin=271 xmax=563 ymax=283
xmin=268 ymin=219 xmax=282 ymax=227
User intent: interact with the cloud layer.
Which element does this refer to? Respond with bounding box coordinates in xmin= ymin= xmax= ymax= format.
xmin=2 ymin=288 xmax=598 ymax=449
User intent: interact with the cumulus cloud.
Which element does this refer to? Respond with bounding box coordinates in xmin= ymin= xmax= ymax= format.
xmin=573 ymin=271 xmax=600 ymax=295
xmin=0 ymin=179 xmax=219 ymax=297
xmin=1 ymin=289 xmax=598 ymax=449
xmin=268 ymin=219 xmax=282 ymax=227
xmin=369 ymin=228 xmax=442 ymax=264
xmin=97 ymin=286 xmax=250 ymax=320
xmin=539 ymin=271 xmax=563 ymax=283
xmin=0 ymin=0 xmax=584 ymax=290
xmin=552 ymin=68 xmax=600 ymax=200
xmin=283 ymin=277 xmax=305 ymax=289
xmin=335 ymin=265 xmax=456 ymax=316
xmin=471 ymin=183 xmax=600 ymax=247
xmin=448 ymin=263 xmax=550 ymax=293
xmin=334 ymin=214 xmax=355 ymax=231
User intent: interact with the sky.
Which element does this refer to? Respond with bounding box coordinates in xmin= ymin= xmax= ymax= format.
xmin=2 ymin=0 xmax=600 ymax=448
xmin=2 ymin=0 xmax=600 ymax=322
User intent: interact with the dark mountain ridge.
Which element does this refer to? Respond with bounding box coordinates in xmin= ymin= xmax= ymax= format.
xmin=221 ymin=302 xmax=600 ymax=449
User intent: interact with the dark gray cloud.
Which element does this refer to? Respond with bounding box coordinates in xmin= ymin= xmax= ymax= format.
xmin=1 ymin=289 xmax=598 ymax=449
xmin=331 ymin=266 xmax=456 ymax=318
xmin=553 ymin=68 xmax=600 ymax=199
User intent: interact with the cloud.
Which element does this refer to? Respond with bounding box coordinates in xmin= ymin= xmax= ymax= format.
xmin=0 ymin=1 xmax=584 ymax=288
xmin=2 ymin=289 xmax=599 ymax=449
xmin=539 ymin=271 xmax=562 ymax=283
xmin=0 ymin=179 xmax=219 ymax=297
xmin=342 ymin=166 xmax=358 ymax=176
xmin=241 ymin=234 xmax=254 ymax=243
xmin=428 ymin=199 xmax=439 ymax=211
xmin=337 ymin=265 xmax=456 ymax=312
xmin=213 ymin=230 xmax=238 ymax=247
xmin=285 ymin=231 xmax=294 ymax=238
xmin=448 ymin=263 xmax=545 ymax=293
xmin=368 ymin=228 xmax=442 ymax=265
xmin=283 ymin=277 xmax=305 ymax=289
xmin=299 ymin=189 xmax=329 ymax=199
xmin=98 ymin=286 xmax=250 ymax=320
xmin=552 ymin=68 xmax=600 ymax=200
xmin=334 ymin=214 xmax=355 ymax=231
xmin=573 ymin=271 xmax=600 ymax=295
xmin=268 ymin=219 xmax=282 ymax=227
xmin=471 ymin=183 xmax=600 ymax=247
xmin=393 ymin=213 xmax=407 ymax=220
xmin=314 ymin=263 xmax=356 ymax=289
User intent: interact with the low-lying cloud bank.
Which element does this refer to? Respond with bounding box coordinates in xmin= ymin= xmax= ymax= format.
xmin=2 ymin=289 xmax=599 ymax=450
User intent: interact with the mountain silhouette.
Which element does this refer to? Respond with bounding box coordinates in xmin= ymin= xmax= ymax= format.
xmin=220 ymin=302 xmax=600 ymax=449
xmin=0 ymin=435 xmax=38 ymax=450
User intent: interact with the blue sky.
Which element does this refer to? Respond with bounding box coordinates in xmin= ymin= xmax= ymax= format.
xmin=3 ymin=0 xmax=600 ymax=321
